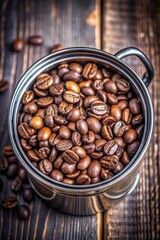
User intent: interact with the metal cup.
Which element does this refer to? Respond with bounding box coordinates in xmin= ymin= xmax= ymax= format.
xmin=8 ymin=47 xmax=154 ymax=215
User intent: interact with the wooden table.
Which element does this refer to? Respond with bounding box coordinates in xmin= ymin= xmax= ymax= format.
xmin=0 ymin=0 xmax=159 ymax=239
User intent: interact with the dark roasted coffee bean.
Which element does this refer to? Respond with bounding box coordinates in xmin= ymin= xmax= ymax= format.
xmin=11 ymin=178 xmax=22 ymax=192
xmin=124 ymin=129 xmax=137 ymax=143
xmin=91 ymin=175 xmax=101 ymax=184
xmin=53 ymin=155 xmax=63 ymax=169
xmin=82 ymin=63 xmax=97 ymax=79
xmin=37 ymin=96 xmax=53 ymax=108
xmin=91 ymin=100 xmax=109 ymax=115
xmin=93 ymin=69 xmax=103 ymax=79
xmin=129 ymin=98 xmax=140 ymax=114
xmin=114 ymin=137 xmax=126 ymax=148
xmin=112 ymin=162 xmax=124 ymax=174
xmin=61 ymin=162 xmax=76 ymax=174
xmin=49 ymin=147 xmax=57 ymax=162
xmin=20 ymin=139 xmax=32 ymax=151
xmin=79 ymin=80 xmax=93 ymax=89
xmin=83 ymin=143 xmax=95 ymax=154
xmin=117 ymin=100 xmax=128 ymax=110
xmin=44 ymin=115 xmax=54 ymax=128
xmin=104 ymin=80 xmax=117 ymax=94
xmin=7 ymin=164 xmax=18 ymax=178
xmin=2 ymin=196 xmax=18 ymax=209
xmin=102 ymin=125 xmax=113 ymax=140
xmin=32 ymin=161 xmax=38 ymax=168
xmin=18 ymin=123 xmax=35 ymax=139
xmin=18 ymin=167 xmax=27 ymax=182
xmin=59 ymin=101 xmax=73 ymax=115
xmin=29 ymin=35 xmax=43 ymax=45
xmin=48 ymin=133 xmax=57 ymax=146
xmin=49 ymin=84 xmax=64 ymax=96
xmin=69 ymin=62 xmax=82 ymax=73
xmin=27 ymin=149 xmax=40 ymax=161
xmin=0 ymin=156 xmax=8 ymax=172
xmin=104 ymin=140 xmax=118 ymax=155
xmin=100 ymin=168 xmax=113 ymax=180
xmin=33 ymin=84 xmax=48 ymax=97
xmin=111 ymin=105 xmax=121 ymax=121
xmin=131 ymin=114 xmax=143 ymax=126
xmin=127 ymin=141 xmax=140 ymax=156
xmin=124 ymin=124 xmax=132 ymax=131
xmin=36 ymin=75 xmax=53 ymax=90
xmin=38 ymin=127 xmax=52 ymax=141
xmin=86 ymin=117 xmax=101 ymax=133
xmin=56 ymin=140 xmax=73 ymax=151
xmin=23 ymin=188 xmax=33 ymax=202
xmin=82 ymin=131 xmax=95 ymax=144
xmin=46 ymin=104 xmax=58 ymax=117
xmin=58 ymin=67 xmax=69 ymax=78
xmin=136 ymin=124 xmax=144 ymax=139
xmin=83 ymin=95 xmax=99 ymax=108
xmin=29 ymin=135 xmax=38 ymax=147
xmin=95 ymin=139 xmax=107 ymax=151
xmin=67 ymin=108 xmax=80 ymax=121
xmin=116 ymin=78 xmax=130 ymax=93
xmin=72 ymin=132 xmax=82 ymax=146
xmin=12 ymin=38 xmax=24 ymax=52
xmin=63 ymin=178 xmax=75 ymax=184
xmin=63 ymin=91 xmax=80 ymax=103
xmin=97 ymin=90 xmax=107 ymax=103
xmin=51 ymin=74 xmax=61 ymax=84
xmin=121 ymin=151 xmax=130 ymax=166
xmin=18 ymin=205 xmax=30 ymax=220
xmin=72 ymin=146 xmax=86 ymax=158
xmin=23 ymin=102 xmax=38 ymax=114
xmin=50 ymin=169 xmax=64 ymax=182
xmin=62 ymin=150 xmax=79 ymax=164
xmin=76 ymin=173 xmax=91 ymax=185
xmin=65 ymin=81 xmax=80 ymax=93
xmin=102 ymin=115 xmax=116 ymax=127
xmin=87 ymin=160 xmax=101 ymax=178
xmin=50 ymin=44 xmax=63 ymax=52
xmin=122 ymin=108 xmax=132 ymax=124
xmin=8 ymin=155 xmax=18 ymax=164
xmin=3 ymin=145 xmax=14 ymax=156
xmin=111 ymin=73 xmax=121 ymax=82
xmin=0 ymin=80 xmax=9 ymax=93
xmin=35 ymin=109 xmax=46 ymax=119
xmin=37 ymin=147 xmax=51 ymax=159
xmin=63 ymin=71 xmax=81 ymax=82
xmin=76 ymin=119 xmax=88 ymax=135
xmin=102 ymin=68 xmax=111 ymax=78
xmin=107 ymin=93 xmax=118 ymax=105
xmin=59 ymin=126 xmax=71 ymax=139
xmin=66 ymin=170 xmax=80 ymax=179
xmin=22 ymin=90 xmax=34 ymax=104
xmin=86 ymin=108 xmax=103 ymax=120
xmin=77 ymin=155 xmax=91 ymax=170
xmin=113 ymin=121 xmax=126 ymax=137
xmin=23 ymin=114 xmax=33 ymax=123
xmin=54 ymin=115 xmax=68 ymax=125
xmin=92 ymin=80 xmax=104 ymax=91
xmin=81 ymin=87 xmax=95 ymax=96
xmin=100 ymin=155 xmax=119 ymax=169
xmin=39 ymin=159 xmax=52 ymax=174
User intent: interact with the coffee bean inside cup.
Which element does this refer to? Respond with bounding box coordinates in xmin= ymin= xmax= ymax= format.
xmin=18 ymin=62 xmax=144 ymax=185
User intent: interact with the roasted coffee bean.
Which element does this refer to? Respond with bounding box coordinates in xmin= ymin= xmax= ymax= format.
xmin=66 ymin=170 xmax=80 ymax=179
xmin=124 ymin=124 xmax=132 ymax=131
xmin=82 ymin=131 xmax=95 ymax=144
xmin=36 ymin=75 xmax=53 ymax=90
xmin=112 ymin=162 xmax=124 ymax=174
xmin=56 ymin=140 xmax=73 ymax=151
xmin=83 ymin=95 xmax=99 ymax=108
xmin=7 ymin=164 xmax=18 ymax=178
xmin=124 ymin=129 xmax=137 ymax=143
xmin=51 ymin=74 xmax=61 ymax=84
xmin=20 ymin=139 xmax=32 ymax=150
xmin=82 ymin=63 xmax=97 ymax=79
xmin=0 ymin=80 xmax=9 ymax=93
xmin=87 ymin=160 xmax=101 ymax=178
xmin=18 ymin=123 xmax=35 ymax=139
xmin=29 ymin=116 xmax=44 ymax=129
xmin=49 ymin=147 xmax=57 ymax=162
xmin=69 ymin=63 xmax=83 ymax=73
xmin=72 ymin=146 xmax=86 ymax=158
xmin=100 ymin=168 xmax=113 ymax=180
xmin=91 ymin=175 xmax=101 ymax=183
xmin=102 ymin=115 xmax=116 ymax=127
xmin=113 ymin=121 xmax=126 ymax=137
xmin=116 ymin=78 xmax=130 ymax=93
xmin=121 ymin=151 xmax=130 ymax=166
xmin=63 ymin=91 xmax=80 ymax=103
xmin=76 ymin=174 xmax=91 ymax=185
xmin=129 ymin=98 xmax=140 ymax=114
xmin=50 ymin=169 xmax=64 ymax=182
xmin=29 ymin=135 xmax=38 ymax=147
xmin=61 ymin=162 xmax=76 ymax=174
xmin=46 ymin=105 xmax=58 ymax=117
xmin=0 ymin=156 xmax=8 ymax=172
xmin=136 ymin=124 xmax=144 ymax=139
xmin=2 ymin=196 xmax=18 ymax=209
xmin=53 ymin=155 xmax=63 ymax=169
xmin=59 ymin=101 xmax=73 ymax=115
xmin=23 ymin=102 xmax=38 ymax=114
xmin=131 ymin=114 xmax=143 ymax=126
xmin=44 ymin=115 xmax=54 ymax=128
xmin=37 ymin=96 xmax=53 ymax=108
xmin=111 ymin=105 xmax=121 ymax=121
xmin=11 ymin=178 xmax=22 ymax=192
xmin=104 ymin=140 xmax=118 ymax=155
xmin=107 ymin=93 xmax=118 ymax=105
xmin=97 ymin=90 xmax=107 ymax=103
xmin=94 ymin=69 xmax=103 ymax=79
xmin=115 ymin=146 xmax=124 ymax=157
xmin=79 ymin=80 xmax=93 ymax=89
xmin=50 ymin=44 xmax=63 ymax=52
xmin=39 ymin=159 xmax=52 ymax=174
xmin=122 ymin=108 xmax=132 ymax=124
xmin=102 ymin=68 xmax=111 ymax=78
xmin=100 ymin=155 xmax=119 ymax=169
xmin=77 ymin=155 xmax=91 ymax=170
xmin=91 ymin=100 xmax=109 ymax=115
xmin=48 ymin=133 xmax=57 ymax=146
xmin=81 ymin=87 xmax=95 ymax=96
xmin=72 ymin=132 xmax=82 ymax=146
xmin=127 ymin=141 xmax=140 ymax=156
xmin=67 ymin=108 xmax=80 ymax=121
xmin=8 ymin=155 xmax=18 ymax=164
xmin=12 ymin=38 xmax=24 ymax=52
xmin=95 ymin=139 xmax=107 ymax=151
xmin=117 ymin=100 xmax=128 ymax=110
xmin=62 ymin=150 xmax=79 ymax=164
xmin=35 ymin=109 xmax=46 ymax=118
xmin=101 ymin=125 xmax=113 ymax=140
xmin=23 ymin=188 xmax=33 ymax=202
xmin=65 ymin=81 xmax=80 ymax=93
xmin=114 ymin=137 xmax=126 ymax=148
xmin=49 ymin=84 xmax=64 ymax=96
xmin=18 ymin=205 xmax=30 ymax=220
xmin=92 ymin=80 xmax=104 ymax=91
xmin=59 ymin=126 xmax=71 ymax=139
xmin=58 ymin=67 xmax=69 ymax=78
xmin=54 ymin=115 xmax=68 ymax=125
xmin=22 ymin=90 xmax=34 ymax=104
xmin=29 ymin=35 xmax=43 ymax=45
xmin=76 ymin=119 xmax=88 ymax=135
xmin=63 ymin=178 xmax=75 ymax=184
xmin=3 ymin=145 xmax=14 ymax=156
xmin=38 ymin=127 xmax=52 ymax=141
xmin=83 ymin=143 xmax=95 ymax=154
xmin=18 ymin=167 xmax=27 ymax=182
xmin=63 ymin=71 xmax=81 ymax=82
xmin=104 ymin=80 xmax=117 ymax=94
xmin=37 ymin=147 xmax=51 ymax=159
xmin=27 ymin=149 xmax=40 ymax=161
xmin=86 ymin=117 xmax=101 ymax=133
xmin=33 ymin=84 xmax=48 ymax=97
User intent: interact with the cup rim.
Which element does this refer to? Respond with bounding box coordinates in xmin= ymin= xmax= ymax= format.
xmin=8 ymin=47 xmax=153 ymax=194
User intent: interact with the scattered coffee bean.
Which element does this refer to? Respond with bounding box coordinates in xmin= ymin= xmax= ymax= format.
xmin=2 ymin=196 xmax=18 ymax=209
xmin=12 ymin=38 xmax=24 ymax=52
xmin=18 ymin=205 xmax=30 ymax=220
xmin=50 ymin=44 xmax=63 ymax=52
xmin=11 ymin=178 xmax=22 ymax=192
xmin=29 ymin=35 xmax=44 ymax=45
xmin=3 ymin=145 xmax=14 ymax=156
xmin=22 ymin=188 xmax=33 ymax=202
xmin=0 ymin=80 xmax=9 ymax=93
xmin=18 ymin=167 xmax=27 ymax=182
xmin=6 ymin=164 xmax=18 ymax=178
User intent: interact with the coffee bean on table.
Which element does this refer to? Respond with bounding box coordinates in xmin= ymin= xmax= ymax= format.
xmin=29 ymin=35 xmax=44 ymax=45
xmin=2 ymin=196 xmax=18 ymax=209
xmin=12 ymin=38 xmax=24 ymax=52
xmin=11 ymin=178 xmax=22 ymax=192
xmin=18 ymin=205 xmax=30 ymax=220
xmin=76 ymin=173 xmax=91 ymax=185
xmin=18 ymin=167 xmax=27 ymax=182
xmin=0 ymin=80 xmax=9 ymax=93
xmin=7 ymin=164 xmax=18 ymax=178
xmin=56 ymin=140 xmax=73 ymax=151
xmin=87 ymin=160 xmax=101 ymax=178
xmin=3 ymin=145 xmax=14 ymax=156
xmin=0 ymin=156 xmax=8 ymax=172
xmin=23 ymin=188 xmax=33 ymax=202
xmin=50 ymin=44 xmax=63 ymax=53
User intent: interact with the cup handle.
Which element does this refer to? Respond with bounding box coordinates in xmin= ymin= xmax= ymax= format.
xmin=114 ymin=47 xmax=154 ymax=87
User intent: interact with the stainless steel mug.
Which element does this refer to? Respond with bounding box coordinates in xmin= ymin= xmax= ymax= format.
xmin=9 ymin=47 xmax=154 ymax=215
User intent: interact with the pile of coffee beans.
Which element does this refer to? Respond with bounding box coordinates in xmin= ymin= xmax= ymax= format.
xmin=18 ymin=62 xmax=144 ymax=185
xmin=0 ymin=145 xmax=33 ymax=220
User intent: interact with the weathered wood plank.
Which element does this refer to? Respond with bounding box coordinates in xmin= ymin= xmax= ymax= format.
xmin=0 ymin=0 xmax=101 ymax=239
xmin=102 ymin=0 xmax=160 ymax=239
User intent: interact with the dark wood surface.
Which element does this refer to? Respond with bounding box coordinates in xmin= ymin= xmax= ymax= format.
xmin=0 ymin=0 xmax=159 ymax=239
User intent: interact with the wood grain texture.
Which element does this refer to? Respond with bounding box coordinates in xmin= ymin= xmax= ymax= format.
xmin=102 ymin=0 xmax=160 ymax=239
xmin=0 ymin=0 xmax=101 ymax=240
